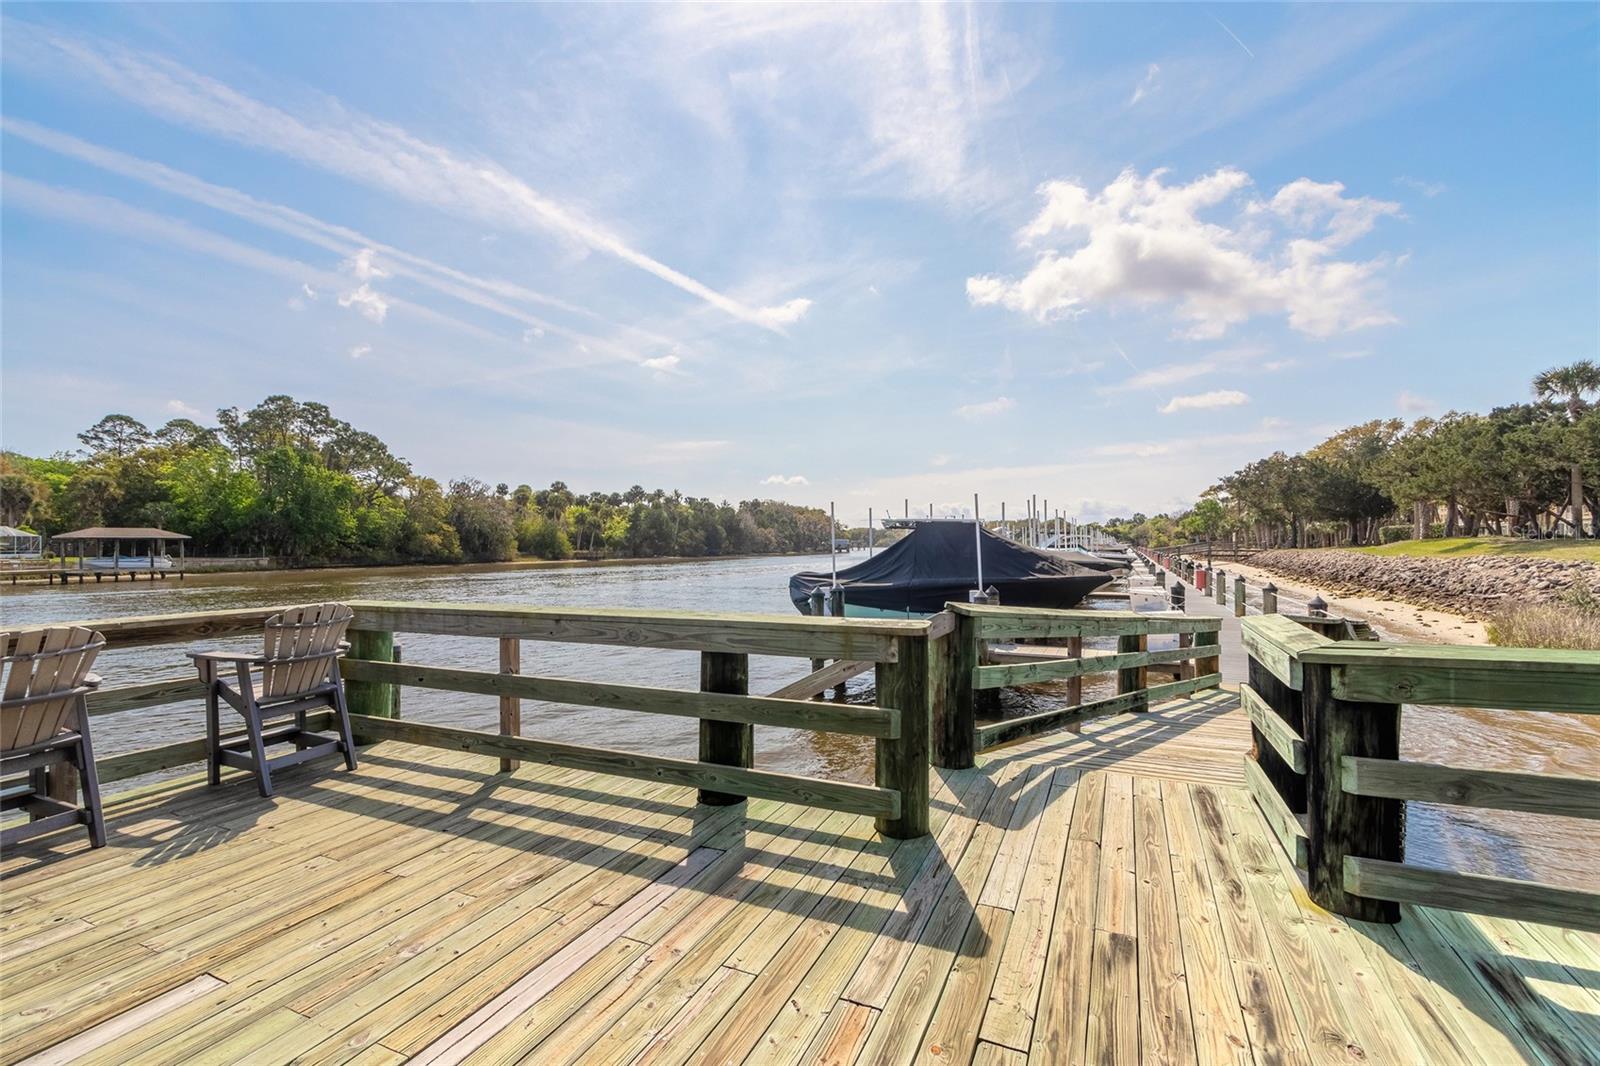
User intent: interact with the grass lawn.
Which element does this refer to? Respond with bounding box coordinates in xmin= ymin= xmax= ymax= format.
xmin=1354 ymin=537 xmax=1600 ymax=562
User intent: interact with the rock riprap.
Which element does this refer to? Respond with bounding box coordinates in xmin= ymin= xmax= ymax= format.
xmin=1247 ymin=548 xmax=1600 ymax=619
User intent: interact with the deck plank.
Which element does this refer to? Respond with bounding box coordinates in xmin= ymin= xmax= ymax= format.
xmin=4 ymin=693 xmax=1597 ymax=1066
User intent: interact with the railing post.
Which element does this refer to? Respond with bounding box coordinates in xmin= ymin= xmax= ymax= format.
xmin=807 ymin=589 xmax=827 ymax=700
xmin=1155 ymin=568 xmax=1166 ymax=589
xmin=1302 ymin=662 xmax=1402 ymax=922
xmin=1170 ymin=583 xmax=1186 ymax=612
xmin=1066 ymin=634 xmax=1084 ymax=706
xmin=1196 ymin=629 xmax=1221 ymax=680
xmin=1215 ymin=570 xmax=1227 ymax=605
xmin=935 ymin=613 xmax=977 ymax=770
xmin=1177 ymin=632 xmax=1194 ymax=680
xmin=1262 ymin=583 xmax=1278 ymax=614
xmin=698 ymin=651 xmax=752 ymax=806
xmin=1233 ymin=575 xmax=1247 ymax=617
xmin=498 ymin=637 xmax=522 ymax=773
xmin=1116 ymin=631 xmax=1149 ymax=712
xmin=827 ymin=588 xmax=847 ymax=700
xmin=346 ymin=628 xmax=397 ymax=719
xmin=876 ymin=634 xmax=930 ymax=838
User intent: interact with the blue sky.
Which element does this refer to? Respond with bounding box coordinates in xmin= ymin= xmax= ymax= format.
xmin=2 ymin=3 xmax=1596 ymax=523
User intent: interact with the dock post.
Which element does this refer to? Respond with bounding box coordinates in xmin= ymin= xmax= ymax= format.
xmin=935 ymin=612 xmax=977 ymax=770
xmin=498 ymin=637 xmax=522 ymax=773
xmin=1155 ymin=568 xmax=1165 ymax=589
xmin=1302 ymin=663 xmax=1402 ymax=922
xmin=1215 ymin=570 xmax=1227 ymax=605
xmin=826 ymin=588 xmax=847 ymax=699
xmin=1308 ymin=594 xmax=1328 ymax=618
xmin=1170 ymin=584 xmax=1186 ymax=612
xmin=875 ymin=635 xmax=930 ymax=838
xmin=698 ymin=651 xmax=752 ymax=806
xmin=346 ymin=628 xmax=397 ymax=719
xmin=1116 ymin=631 xmax=1149 ymax=712
xmin=1262 ymin=583 xmax=1278 ymax=614
xmin=1233 ymin=575 xmax=1247 ymax=617
xmin=807 ymin=589 xmax=827 ymax=700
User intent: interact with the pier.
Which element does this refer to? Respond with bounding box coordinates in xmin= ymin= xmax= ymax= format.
xmin=2 ymin=598 xmax=1596 ymax=1064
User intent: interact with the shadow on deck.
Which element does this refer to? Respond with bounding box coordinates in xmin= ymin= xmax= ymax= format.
xmin=2 ymin=690 xmax=1595 ymax=1065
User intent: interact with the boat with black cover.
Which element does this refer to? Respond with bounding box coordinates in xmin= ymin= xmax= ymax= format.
xmin=789 ymin=521 xmax=1112 ymax=617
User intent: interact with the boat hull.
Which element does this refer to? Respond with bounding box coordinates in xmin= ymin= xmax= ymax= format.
xmin=788 ymin=573 xmax=1111 ymax=617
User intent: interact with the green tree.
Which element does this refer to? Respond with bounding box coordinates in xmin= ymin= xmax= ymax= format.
xmin=1532 ymin=360 xmax=1600 ymax=536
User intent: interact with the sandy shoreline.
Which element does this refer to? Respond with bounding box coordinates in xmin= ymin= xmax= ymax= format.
xmin=1217 ymin=557 xmax=1490 ymax=646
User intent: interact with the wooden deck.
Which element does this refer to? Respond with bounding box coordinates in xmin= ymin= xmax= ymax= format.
xmin=3 ymin=689 xmax=1596 ymax=1065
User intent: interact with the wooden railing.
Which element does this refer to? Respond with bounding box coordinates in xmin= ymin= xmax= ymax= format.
xmin=932 ymin=603 xmax=1224 ymax=768
xmin=1241 ymin=614 xmax=1600 ymax=930
xmin=2 ymin=601 xmax=936 ymax=839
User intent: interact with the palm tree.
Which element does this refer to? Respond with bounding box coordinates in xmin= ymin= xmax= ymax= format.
xmin=1533 ymin=360 xmax=1600 ymax=537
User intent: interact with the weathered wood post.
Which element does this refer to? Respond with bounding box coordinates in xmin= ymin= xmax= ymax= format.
xmin=1155 ymin=568 xmax=1165 ymax=589
xmin=1116 ymin=630 xmax=1149 ymax=712
xmin=827 ymin=587 xmax=847 ymax=700
xmin=1262 ymin=582 xmax=1278 ymax=614
xmin=1170 ymin=583 xmax=1186 ymax=612
xmin=1195 ymin=626 xmax=1221 ymax=680
xmin=876 ymin=634 xmax=931 ymax=838
xmin=698 ymin=651 xmax=752 ymax=806
xmin=1066 ymin=634 xmax=1084 ymax=705
xmin=498 ymin=637 xmax=521 ymax=773
xmin=1233 ymin=575 xmax=1247 ymax=618
xmin=1215 ymin=569 xmax=1227 ymax=605
xmin=1302 ymin=662 xmax=1402 ymax=922
xmin=346 ymin=627 xmax=397 ymax=719
xmin=1247 ymin=657 xmax=1305 ymax=814
xmin=1308 ymin=594 xmax=1328 ymax=618
xmin=935 ymin=612 xmax=977 ymax=770
xmin=1177 ymin=631 xmax=1194 ymax=680
xmin=807 ymin=589 xmax=827 ymax=700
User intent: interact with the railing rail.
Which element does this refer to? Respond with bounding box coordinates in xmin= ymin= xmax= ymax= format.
xmin=2 ymin=600 xmax=936 ymax=838
xmin=934 ymin=603 xmax=1224 ymax=767
xmin=1240 ymin=613 xmax=1600 ymax=930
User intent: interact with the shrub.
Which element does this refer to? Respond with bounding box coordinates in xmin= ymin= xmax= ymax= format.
xmin=517 ymin=514 xmax=572 ymax=560
xmin=1489 ymin=585 xmax=1600 ymax=650
xmin=1379 ymin=525 xmax=1411 ymax=544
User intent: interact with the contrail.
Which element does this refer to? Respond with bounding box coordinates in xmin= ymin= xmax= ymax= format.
xmin=1210 ymin=15 xmax=1255 ymax=59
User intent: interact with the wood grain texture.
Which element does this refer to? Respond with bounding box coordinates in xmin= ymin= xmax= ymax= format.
xmin=1240 ymin=682 xmax=1307 ymax=774
xmin=1345 ymin=858 xmax=1600 ymax=933
xmin=1342 ymin=756 xmax=1600 ymax=819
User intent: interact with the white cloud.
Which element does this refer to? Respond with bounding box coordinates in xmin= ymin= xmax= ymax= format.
xmin=1397 ymin=390 xmax=1434 ymax=413
xmin=1261 ymin=359 xmax=1297 ymax=371
xmin=1160 ymin=389 xmax=1249 ymax=414
xmin=1105 ymin=361 xmax=1213 ymax=392
xmin=754 ymin=298 xmax=813 ymax=328
xmin=12 ymin=28 xmax=787 ymax=332
xmin=349 ymin=344 xmax=372 ymax=359
xmin=343 ymin=247 xmax=388 ymax=282
xmin=1129 ymin=63 xmax=1160 ymax=106
xmin=642 ymin=354 xmax=680 ymax=372
xmin=165 ymin=399 xmax=203 ymax=418
xmin=338 ymin=283 xmax=389 ymax=323
xmin=301 ymin=282 xmax=318 ymax=299
xmin=1396 ymin=176 xmax=1446 ymax=198
xmin=761 ymin=474 xmax=810 ymax=486
xmin=955 ymin=396 xmax=1016 ymax=420
xmin=522 ymin=327 xmax=545 ymax=343
xmin=967 ymin=167 xmax=1402 ymax=339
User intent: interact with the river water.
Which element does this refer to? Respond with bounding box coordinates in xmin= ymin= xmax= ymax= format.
xmin=3 ymin=554 xmax=1594 ymax=889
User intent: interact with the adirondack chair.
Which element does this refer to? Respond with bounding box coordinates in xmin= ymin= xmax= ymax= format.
xmin=188 ymin=603 xmax=358 ymax=798
xmin=1 ymin=627 xmax=108 ymax=848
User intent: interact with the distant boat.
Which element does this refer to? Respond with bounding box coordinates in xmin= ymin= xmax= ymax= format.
xmin=1049 ymin=548 xmax=1128 ymax=573
xmin=789 ymin=521 xmax=1111 ymax=617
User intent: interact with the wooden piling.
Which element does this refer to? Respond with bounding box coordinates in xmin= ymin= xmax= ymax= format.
xmin=498 ymin=637 xmax=521 ymax=773
xmin=1234 ymin=575 xmax=1247 ymax=617
xmin=1262 ymin=583 xmax=1278 ymax=614
xmin=875 ymin=635 xmax=930 ymax=838
xmin=1302 ymin=663 xmax=1402 ymax=922
xmin=697 ymin=651 xmax=752 ymax=806
xmin=1116 ymin=632 xmax=1149 ymax=712
xmin=345 ymin=628 xmax=397 ymax=719
xmin=935 ymin=613 xmax=977 ymax=770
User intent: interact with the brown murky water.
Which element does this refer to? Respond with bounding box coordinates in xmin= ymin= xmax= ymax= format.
xmin=3 ymin=555 xmax=1595 ymax=889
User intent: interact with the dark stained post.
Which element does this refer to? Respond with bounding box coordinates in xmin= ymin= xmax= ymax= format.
xmin=827 ymin=587 xmax=847 ymax=699
xmin=346 ymin=628 xmax=397 ymax=719
xmin=698 ymin=651 xmax=752 ymax=806
xmin=1116 ymin=631 xmax=1149 ymax=712
xmin=1248 ymin=658 xmax=1305 ymax=813
xmin=1170 ymin=583 xmax=1186 ymax=612
xmin=876 ymin=634 xmax=930 ymax=838
xmin=935 ymin=613 xmax=977 ymax=769
xmin=1302 ymin=662 xmax=1402 ymax=922
xmin=807 ymin=589 xmax=827 ymax=700
xmin=1155 ymin=568 xmax=1165 ymax=589
xmin=498 ymin=637 xmax=521 ymax=773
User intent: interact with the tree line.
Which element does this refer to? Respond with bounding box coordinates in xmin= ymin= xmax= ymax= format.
xmin=1104 ymin=361 xmax=1600 ymax=548
xmin=0 ymin=395 xmax=838 ymax=564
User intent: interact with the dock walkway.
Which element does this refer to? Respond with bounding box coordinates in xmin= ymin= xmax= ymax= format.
xmin=4 ymin=688 xmax=1594 ymax=1065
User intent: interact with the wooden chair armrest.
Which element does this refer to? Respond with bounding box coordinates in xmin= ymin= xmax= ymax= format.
xmin=186 ymin=650 xmax=265 ymax=666
xmin=83 ymin=672 xmax=103 ymax=689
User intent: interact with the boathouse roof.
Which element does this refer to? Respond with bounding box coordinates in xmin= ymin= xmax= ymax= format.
xmin=50 ymin=526 xmax=191 ymax=540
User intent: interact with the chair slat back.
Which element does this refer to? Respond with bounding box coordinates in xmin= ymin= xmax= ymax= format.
xmin=1 ymin=627 xmax=104 ymax=751
xmin=260 ymin=603 xmax=353 ymax=700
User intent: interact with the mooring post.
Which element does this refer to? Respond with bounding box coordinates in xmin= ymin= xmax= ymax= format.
xmin=1262 ymin=582 xmax=1278 ymax=614
xmin=1155 ymin=568 xmax=1166 ymax=589
xmin=876 ymin=635 xmax=931 ymax=838
xmin=1234 ymin=575 xmax=1247 ymax=617
xmin=807 ymin=588 xmax=827 ymax=699
xmin=346 ymin=628 xmax=397 ymax=719
xmin=1215 ymin=569 xmax=1227 ymax=605
xmin=1170 ymin=583 xmax=1186 ymax=612
xmin=935 ymin=612 xmax=977 ymax=770
xmin=1302 ymin=662 xmax=1402 ymax=922
xmin=698 ymin=651 xmax=752 ymax=806
xmin=1308 ymin=594 xmax=1328 ymax=618
xmin=826 ymin=587 xmax=847 ymax=699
